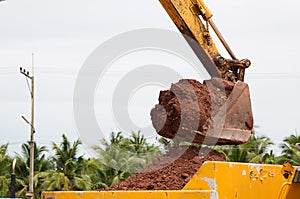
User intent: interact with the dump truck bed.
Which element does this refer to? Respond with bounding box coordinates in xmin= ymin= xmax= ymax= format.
xmin=42 ymin=161 xmax=300 ymax=199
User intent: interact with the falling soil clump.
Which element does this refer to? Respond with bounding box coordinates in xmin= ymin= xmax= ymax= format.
xmin=150 ymin=78 xmax=235 ymax=143
xmin=108 ymin=146 xmax=226 ymax=190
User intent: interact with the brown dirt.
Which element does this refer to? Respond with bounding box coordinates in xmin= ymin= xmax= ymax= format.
xmin=150 ymin=78 xmax=235 ymax=142
xmin=107 ymin=146 xmax=226 ymax=190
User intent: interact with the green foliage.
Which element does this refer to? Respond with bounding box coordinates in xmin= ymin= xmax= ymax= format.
xmin=276 ymin=133 xmax=300 ymax=165
xmin=92 ymin=131 xmax=160 ymax=188
xmin=14 ymin=142 xmax=52 ymax=199
xmin=1 ymin=130 xmax=300 ymax=198
xmin=158 ymin=137 xmax=202 ymax=153
xmin=0 ymin=144 xmax=11 ymax=197
xmin=39 ymin=134 xmax=91 ymax=192
xmin=213 ymin=134 xmax=274 ymax=163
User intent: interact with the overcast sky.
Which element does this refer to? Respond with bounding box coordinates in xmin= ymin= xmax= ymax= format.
xmin=0 ymin=0 xmax=300 ymax=156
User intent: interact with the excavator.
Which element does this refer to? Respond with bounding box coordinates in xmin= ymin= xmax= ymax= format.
xmin=155 ymin=0 xmax=254 ymax=145
xmin=43 ymin=1 xmax=300 ymax=198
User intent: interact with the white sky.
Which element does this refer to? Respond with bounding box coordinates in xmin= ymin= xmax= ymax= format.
xmin=0 ymin=0 xmax=300 ymax=156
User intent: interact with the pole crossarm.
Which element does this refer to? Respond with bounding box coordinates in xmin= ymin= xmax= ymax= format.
xmin=20 ymin=67 xmax=33 ymax=79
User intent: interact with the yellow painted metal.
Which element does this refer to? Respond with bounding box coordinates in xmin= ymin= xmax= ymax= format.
xmin=159 ymin=0 xmax=223 ymax=76
xmin=160 ymin=0 xmax=218 ymax=58
xmin=41 ymin=190 xmax=215 ymax=199
xmin=194 ymin=0 xmax=213 ymax=20
xmin=42 ymin=162 xmax=300 ymax=199
xmin=159 ymin=0 xmax=251 ymax=81
xmin=183 ymin=161 xmax=300 ymax=198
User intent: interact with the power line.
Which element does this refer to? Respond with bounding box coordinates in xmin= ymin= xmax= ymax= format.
xmin=1 ymin=67 xmax=300 ymax=78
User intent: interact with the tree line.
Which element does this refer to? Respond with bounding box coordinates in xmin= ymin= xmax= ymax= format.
xmin=0 ymin=131 xmax=299 ymax=198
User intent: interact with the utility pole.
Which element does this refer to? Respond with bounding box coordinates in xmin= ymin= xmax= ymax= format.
xmin=10 ymin=159 xmax=16 ymax=198
xmin=20 ymin=66 xmax=35 ymax=199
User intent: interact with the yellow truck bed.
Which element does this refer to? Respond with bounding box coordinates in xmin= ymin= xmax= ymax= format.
xmin=42 ymin=161 xmax=300 ymax=199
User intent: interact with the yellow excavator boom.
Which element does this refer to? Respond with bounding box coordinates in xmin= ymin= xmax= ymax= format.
xmin=159 ymin=0 xmax=250 ymax=81
xmin=154 ymin=0 xmax=254 ymax=145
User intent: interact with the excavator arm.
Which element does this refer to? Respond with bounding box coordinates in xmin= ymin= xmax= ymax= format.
xmin=160 ymin=0 xmax=251 ymax=81
xmin=153 ymin=0 xmax=254 ymax=145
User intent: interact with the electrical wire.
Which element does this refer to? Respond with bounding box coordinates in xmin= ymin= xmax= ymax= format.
xmin=1 ymin=66 xmax=300 ymax=79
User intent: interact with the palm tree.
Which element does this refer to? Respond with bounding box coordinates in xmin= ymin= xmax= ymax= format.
xmin=14 ymin=142 xmax=51 ymax=199
xmin=277 ymin=133 xmax=300 ymax=165
xmin=93 ymin=131 xmax=161 ymax=188
xmin=261 ymin=150 xmax=276 ymax=164
xmin=0 ymin=144 xmax=11 ymax=197
xmin=128 ymin=131 xmax=160 ymax=163
xmin=79 ymin=158 xmax=108 ymax=190
xmin=246 ymin=135 xmax=274 ymax=163
xmin=213 ymin=134 xmax=273 ymax=163
xmin=88 ymin=157 xmax=131 ymax=189
xmin=93 ymin=133 xmax=134 ymax=187
xmin=40 ymin=134 xmax=91 ymax=191
xmin=280 ymin=133 xmax=300 ymax=157
xmin=51 ymin=134 xmax=82 ymax=174
xmin=20 ymin=142 xmax=51 ymax=172
xmin=213 ymin=142 xmax=249 ymax=162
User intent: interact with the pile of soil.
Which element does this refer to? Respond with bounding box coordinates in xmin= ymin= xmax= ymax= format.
xmin=150 ymin=78 xmax=235 ymax=143
xmin=108 ymin=146 xmax=226 ymax=190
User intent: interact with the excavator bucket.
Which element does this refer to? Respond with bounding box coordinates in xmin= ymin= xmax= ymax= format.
xmin=176 ymin=81 xmax=253 ymax=145
xmin=154 ymin=0 xmax=253 ymax=145
xmin=151 ymin=79 xmax=254 ymax=145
